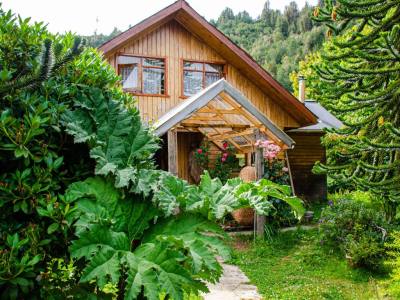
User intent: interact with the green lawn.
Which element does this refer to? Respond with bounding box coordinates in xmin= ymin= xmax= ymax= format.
xmin=230 ymin=229 xmax=388 ymax=300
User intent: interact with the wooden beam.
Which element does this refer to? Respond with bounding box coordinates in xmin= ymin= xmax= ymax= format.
xmin=223 ymin=81 xmax=296 ymax=148
xmin=254 ymin=129 xmax=265 ymax=238
xmin=167 ymin=129 xmax=178 ymax=176
xmin=285 ymin=151 xmax=296 ymax=196
xmin=197 ymin=108 xmax=241 ymax=114
xmin=180 ymin=122 xmax=250 ymax=129
xmin=208 ymin=128 xmax=255 ymax=141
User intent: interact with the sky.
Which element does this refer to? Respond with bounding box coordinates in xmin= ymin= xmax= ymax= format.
xmin=2 ymin=0 xmax=318 ymax=35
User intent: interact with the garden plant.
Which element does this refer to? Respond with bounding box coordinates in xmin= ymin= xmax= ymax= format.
xmin=0 ymin=7 xmax=304 ymax=300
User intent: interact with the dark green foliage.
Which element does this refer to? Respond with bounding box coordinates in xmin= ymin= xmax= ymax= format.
xmin=210 ymin=1 xmax=325 ymax=90
xmin=0 ymin=8 xmax=89 ymax=299
xmin=319 ymin=198 xmax=388 ymax=270
xmin=310 ymin=0 xmax=400 ymax=221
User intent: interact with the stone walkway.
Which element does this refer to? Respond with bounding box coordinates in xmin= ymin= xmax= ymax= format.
xmin=203 ymin=263 xmax=262 ymax=300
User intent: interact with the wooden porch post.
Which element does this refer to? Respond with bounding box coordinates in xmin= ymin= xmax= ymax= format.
xmin=285 ymin=151 xmax=296 ymax=196
xmin=168 ymin=129 xmax=178 ymax=176
xmin=254 ymin=129 xmax=265 ymax=237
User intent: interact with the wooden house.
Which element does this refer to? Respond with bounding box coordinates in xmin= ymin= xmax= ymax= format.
xmin=99 ymin=0 xmax=338 ymax=203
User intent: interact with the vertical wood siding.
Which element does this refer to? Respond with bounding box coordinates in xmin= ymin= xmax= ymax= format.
xmin=105 ymin=20 xmax=300 ymax=130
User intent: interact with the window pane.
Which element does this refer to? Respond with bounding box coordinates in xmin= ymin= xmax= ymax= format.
xmin=205 ymin=72 xmax=221 ymax=87
xmin=205 ymin=63 xmax=223 ymax=73
xmin=117 ymin=55 xmax=140 ymax=65
xmin=184 ymin=71 xmax=203 ymax=96
xmin=183 ymin=61 xmax=203 ymax=71
xmin=143 ymin=68 xmax=165 ymax=95
xmin=120 ymin=65 xmax=140 ymax=91
xmin=143 ymin=58 xmax=164 ymax=68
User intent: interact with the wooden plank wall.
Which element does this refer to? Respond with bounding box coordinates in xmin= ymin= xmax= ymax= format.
xmin=177 ymin=132 xmax=203 ymax=183
xmin=287 ymin=132 xmax=327 ymax=202
xmin=105 ymin=20 xmax=300 ymax=130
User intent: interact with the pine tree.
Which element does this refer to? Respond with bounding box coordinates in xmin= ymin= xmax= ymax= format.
xmin=312 ymin=0 xmax=400 ymax=221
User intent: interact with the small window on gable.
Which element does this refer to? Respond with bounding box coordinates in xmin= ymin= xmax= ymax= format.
xmin=183 ymin=61 xmax=225 ymax=97
xmin=117 ymin=55 xmax=166 ymax=95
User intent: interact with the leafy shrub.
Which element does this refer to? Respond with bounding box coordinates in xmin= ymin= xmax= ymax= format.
xmin=319 ymin=198 xmax=388 ymax=270
xmin=262 ymin=159 xmax=297 ymax=228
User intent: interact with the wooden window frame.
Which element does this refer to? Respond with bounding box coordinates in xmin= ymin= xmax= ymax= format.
xmin=181 ymin=59 xmax=226 ymax=98
xmin=117 ymin=53 xmax=169 ymax=97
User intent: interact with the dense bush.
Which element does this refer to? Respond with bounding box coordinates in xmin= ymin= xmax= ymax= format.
xmin=319 ymin=198 xmax=388 ymax=270
xmin=0 ymin=7 xmax=304 ymax=299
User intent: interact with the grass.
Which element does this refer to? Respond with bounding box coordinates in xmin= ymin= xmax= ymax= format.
xmin=230 ymin=229 xmax=388 ymax=300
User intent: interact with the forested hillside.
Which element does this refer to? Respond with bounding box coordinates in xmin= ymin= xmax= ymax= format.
xmin=211 ymin=1 xmax=325 ymax=90
xmin=84 ymin=1 xmax=325 ymax=91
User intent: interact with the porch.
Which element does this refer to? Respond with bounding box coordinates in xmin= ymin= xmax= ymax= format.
xmin=153 ymin=79 xmax=297 ymax=235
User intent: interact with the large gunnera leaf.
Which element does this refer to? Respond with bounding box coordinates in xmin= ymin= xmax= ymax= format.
xmin=62 ymin=87 xmax=159 ymax=188
xmin=66 ymin=177 xmax=228 ymax=300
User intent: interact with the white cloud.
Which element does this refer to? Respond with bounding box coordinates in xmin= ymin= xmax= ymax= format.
xmin=2 ymin=0 xmax=318 ymax=35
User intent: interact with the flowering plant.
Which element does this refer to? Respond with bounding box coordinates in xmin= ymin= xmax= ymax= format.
xmin=255 ymin=139 xmax=281 ymax=161
xmin=194 ymin=141 xmax=238 ymax=184
xmin=210 ymin=142 xmax=238 ymax=183
xmin=194 ymin=141 xmax=209 ymax=169
xmin=254 ymin=139 xmax=295 ymax=227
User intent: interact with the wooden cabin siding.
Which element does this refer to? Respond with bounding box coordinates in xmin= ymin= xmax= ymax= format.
xmin=287 ymin=132 xmax=327 ymax=201
xmin=104 ymin=20 xmax=300 ymax=129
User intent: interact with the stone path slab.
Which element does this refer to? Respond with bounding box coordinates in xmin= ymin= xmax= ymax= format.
xmin=203 ymin=263 xmax=262 ymax=300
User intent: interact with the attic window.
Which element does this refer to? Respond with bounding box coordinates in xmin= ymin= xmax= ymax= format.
xmin=117 ymin=55 xmax=166 ymax=96
xmin=183 ymin=61 xmax=224 ymax=97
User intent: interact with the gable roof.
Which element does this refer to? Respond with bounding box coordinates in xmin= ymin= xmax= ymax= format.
xmin=99 ymin=0 xmax=317 ymax=127
xmin=154 ymin=79 xmax=295 ymax=149
xmin=288 ymin=100 xmax=343 ymax=132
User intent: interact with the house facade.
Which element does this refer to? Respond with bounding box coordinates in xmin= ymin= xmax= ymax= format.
xmin=99 ymin=0 xmax=334 ymax=201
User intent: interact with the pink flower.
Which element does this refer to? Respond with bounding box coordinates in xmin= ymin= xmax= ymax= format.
xmin=223 ymin=142 xmax=228 ymax=149
xmin=282 ymin=167 xmax=289 ymax=172
xmin=255 ymin=139 xmax=281 ymax=161
xmin=221 ymin=157 xmax=226 ymax=162
xmin=197 ymin=149 xmax=203 ymax=154
xmin=222 ymin=152 xmax=228 ymax=158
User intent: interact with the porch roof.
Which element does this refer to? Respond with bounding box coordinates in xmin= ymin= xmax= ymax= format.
xmin=153 ymin=79 xmax=295 ymax=151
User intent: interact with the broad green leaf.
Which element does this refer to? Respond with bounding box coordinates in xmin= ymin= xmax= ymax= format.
xmin=70 ymin=224 xmax=130 ymax=259
xmin=47 ymin=223 xmax=59 ymax=234
xmin=61 ymin=88 xmax=159 ymax=188
xmin=80 ymin=248 xmax=121 ymax=289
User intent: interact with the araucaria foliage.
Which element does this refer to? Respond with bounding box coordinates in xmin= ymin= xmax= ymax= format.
xmin=311 ymin=0 xmax=400 ymax=220
xmin=0 ymin=6 xmax=304 ymax=300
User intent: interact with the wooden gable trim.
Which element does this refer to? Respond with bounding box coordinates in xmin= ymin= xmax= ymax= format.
xmin=153 ymin=79 xmax=296 ymax=148
xmin=99 ymin=0 xmax=317 ymax=126
xmin=99 ymin=1 xmax=182 ymax=54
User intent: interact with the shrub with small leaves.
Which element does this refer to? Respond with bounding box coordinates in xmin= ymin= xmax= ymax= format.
xmin=319 ymin=198 xmax=388 ymax=270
